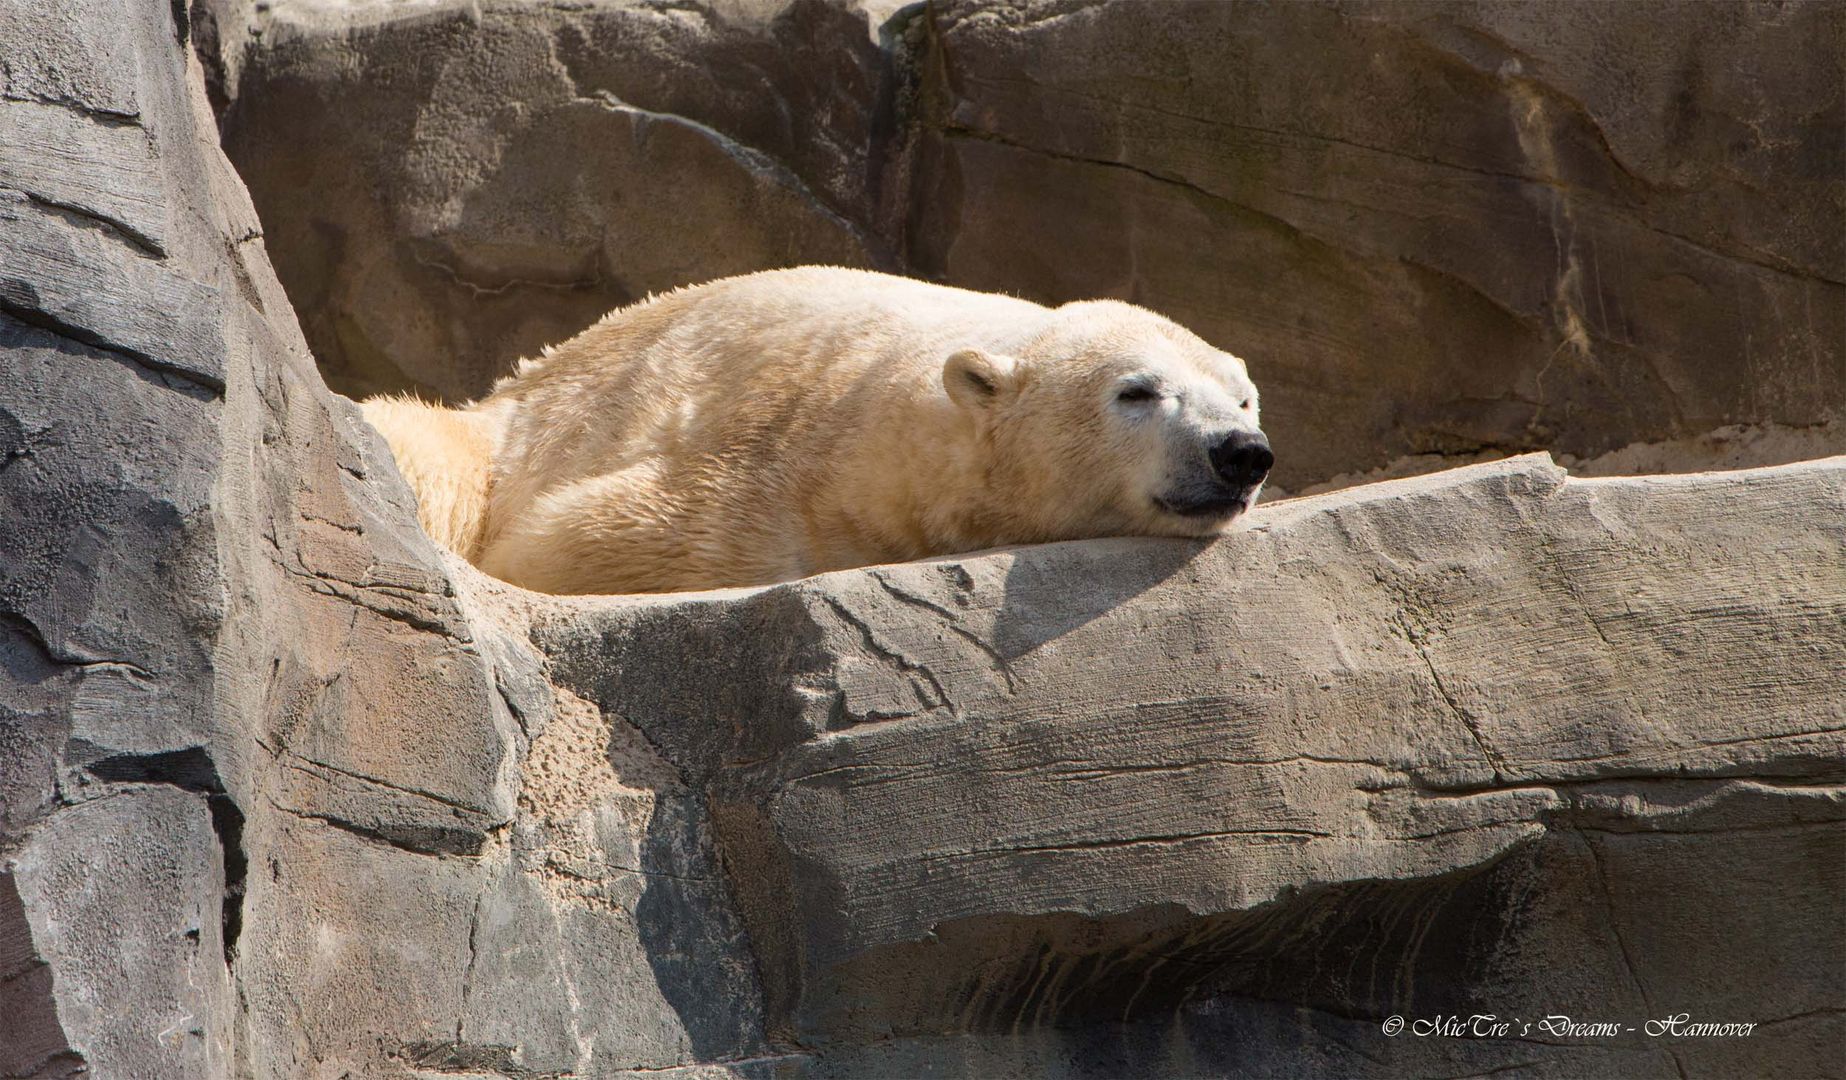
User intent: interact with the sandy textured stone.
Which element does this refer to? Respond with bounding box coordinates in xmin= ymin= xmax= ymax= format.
xmin=536 ymin=455 xmax=1846 ymax=1072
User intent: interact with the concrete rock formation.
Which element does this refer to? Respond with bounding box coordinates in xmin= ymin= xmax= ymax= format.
xmin=210 ymin=0 xmax=1844 ymax=492
xmin=907 ymin=0 xmax=1846 ymax=488
xmin=529 ymin=453 xmax=1846 ymax=1077
xmin=3 ymin=1 xmax=1843 ymax=1078
xmin=208 ymin=0 xmax=887 ymax=402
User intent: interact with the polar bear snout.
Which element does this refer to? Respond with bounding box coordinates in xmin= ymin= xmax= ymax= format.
xmin=1210 ymin=431 xmax=1273 ymax=489
xmin=1150 ymin=427 xmax=1271 ymax=523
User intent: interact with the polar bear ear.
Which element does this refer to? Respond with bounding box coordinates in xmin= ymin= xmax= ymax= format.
xmin=943 ymin=349 xmax=1018 ymax=410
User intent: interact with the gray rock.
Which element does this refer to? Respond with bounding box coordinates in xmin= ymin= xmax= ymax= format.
xmin=2 ymin=1 xmax=242 ymax=1073
xmin=5 ymin=788 xmax=234 ymax=1079
xmin=0 ymin=0 xmax=531 ymax=1074
xmin=535 ymin=455 xmax=1846 ymax=1072
xmin=215 ymin=0 xmax=887 ymax=402
xmin=908 ymin=1 xmax=1846 ymax=489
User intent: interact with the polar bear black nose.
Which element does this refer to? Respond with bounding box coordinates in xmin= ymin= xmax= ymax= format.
xmin=1211 ymin=431 xmax=1274 ymax=487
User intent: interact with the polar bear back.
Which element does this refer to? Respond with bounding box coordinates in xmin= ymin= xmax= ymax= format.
xmin=474 ymin=268 xmax=1056 ymax=589
xmin=366 ymin=267 xmax=1265 ymax=594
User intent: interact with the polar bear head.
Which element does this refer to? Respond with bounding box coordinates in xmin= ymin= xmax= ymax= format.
xmin=942 ymin=300 xmax=1270 ymax=542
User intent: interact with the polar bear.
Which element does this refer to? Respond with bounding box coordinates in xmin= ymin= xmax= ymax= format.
xmin=362 ymin=267 xmax=1271 ymax=594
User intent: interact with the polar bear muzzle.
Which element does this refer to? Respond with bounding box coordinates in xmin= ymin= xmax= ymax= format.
xmin=1155 ymin=430 xmax=1273 ymax=520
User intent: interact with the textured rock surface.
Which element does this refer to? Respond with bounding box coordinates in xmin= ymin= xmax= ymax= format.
xmin=1 ymin=9 xmax=771 ymax=1069
xmin=0 ymin=0 xmax=527 ymax=1074
xmin=4 ymin=1 xmax=1845 ymax=1078
xmin=3 ymin=0 xmax=255 ymax=1073
xmin=213 ymin=0 xmax=888 ymax=401
xmin=909 ymin=0 xmax=1846 ymax=487
xmin=531 ymin=454 xmax=1846 ymax=1076
xmin=213 ymin=0 xmax=1844 ymax=491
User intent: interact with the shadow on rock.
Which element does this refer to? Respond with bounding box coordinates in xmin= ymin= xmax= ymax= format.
xmin=0 ymin=872 xmax=83 ymax=1078
xmin=992 ymin=536 xmax=1208 ymax=661
xmin=634 ymin=783 xmax=774 ymax=1062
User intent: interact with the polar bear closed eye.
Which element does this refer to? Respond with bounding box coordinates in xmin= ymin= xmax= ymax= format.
xmin=362 ymin=267 xmax=1270 ymax=595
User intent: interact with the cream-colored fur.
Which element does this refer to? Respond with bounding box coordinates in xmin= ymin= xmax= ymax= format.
xmin=362 ymin=267 xmax=1267 ymax=594
xmin=360 ymin=395 xmax=500 ymax=561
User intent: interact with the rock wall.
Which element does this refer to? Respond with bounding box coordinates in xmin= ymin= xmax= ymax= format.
xmin=2 ymin=0 xmax=526 ymax=1074
xmin=207 ymin=0 xmax=888 ymax=402
xmin=529 ymin=454 xmax=1846 ymax=1077
xmin=210 ymin=0 xmax=1845 ymax=491
xmin=3 ymin=1 xmax=1844 ymax=1078
xmin=907 ymin=1 xmax=1846 ymax=486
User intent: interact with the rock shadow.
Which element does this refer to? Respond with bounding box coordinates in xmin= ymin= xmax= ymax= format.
xmin=812 ymin=842 xmax=1535 ymax=1044
xmin=0 ymin=872 xmax=84 ymax=1078
xmin=632 ymin=778 xmax=775 ymax=1063
xmin=990 ymin=536 xmax=1209 ymax=661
